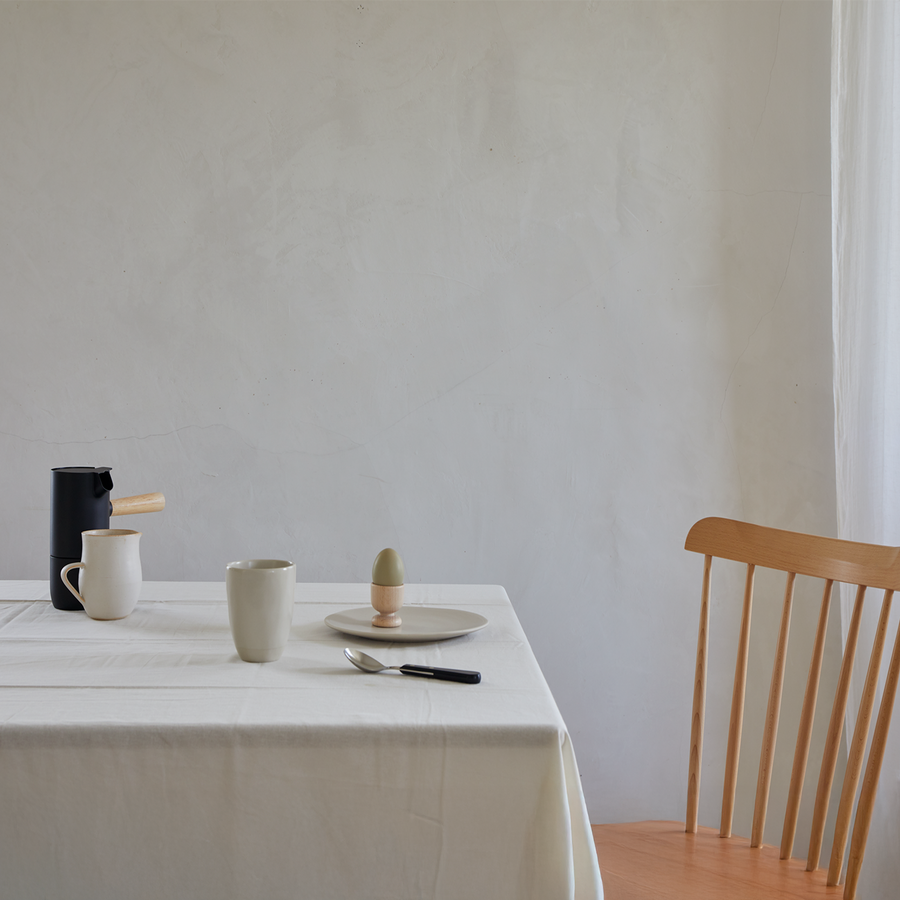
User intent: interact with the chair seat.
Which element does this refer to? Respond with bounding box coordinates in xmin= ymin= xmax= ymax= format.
xmin=592 ymin=821 xmax=843 ymax=900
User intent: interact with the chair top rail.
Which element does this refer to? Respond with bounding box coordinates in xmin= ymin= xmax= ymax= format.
xmin=686 ymin=518 xmax=900 ymax=591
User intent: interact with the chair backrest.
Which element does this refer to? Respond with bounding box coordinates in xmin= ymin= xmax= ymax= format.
xmin=684 ymin=517 xmax=900 ymax=900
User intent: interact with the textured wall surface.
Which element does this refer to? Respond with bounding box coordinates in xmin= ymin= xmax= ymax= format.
xmin=0 ymin=1 xmax=835 ymax=842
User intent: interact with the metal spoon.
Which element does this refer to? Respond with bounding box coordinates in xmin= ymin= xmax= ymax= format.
xmin=343 ymin=647 xmax=481 ymax=684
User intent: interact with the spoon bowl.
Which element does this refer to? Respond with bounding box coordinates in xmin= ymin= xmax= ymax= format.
xmin=344 ymin=648 xmax=389 ymax=673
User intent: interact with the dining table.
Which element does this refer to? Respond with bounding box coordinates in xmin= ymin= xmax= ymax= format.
xmin=0 ymin=579 xmax=603 ymax=900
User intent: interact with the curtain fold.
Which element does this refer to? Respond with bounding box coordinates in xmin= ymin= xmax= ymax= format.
xmin=832 ymin=0 xmax=900 ymax=896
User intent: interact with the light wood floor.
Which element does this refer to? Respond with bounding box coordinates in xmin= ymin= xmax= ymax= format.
xmin=592 ymin=821 xmax=844 ymax=900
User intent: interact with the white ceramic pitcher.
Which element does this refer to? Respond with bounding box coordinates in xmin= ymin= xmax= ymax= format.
xmin=60 ymin=529 xmax=142 ymax=620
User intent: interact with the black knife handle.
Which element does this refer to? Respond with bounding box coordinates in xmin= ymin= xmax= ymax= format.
xmin=399 ymin=664 xmax=481 ymax=684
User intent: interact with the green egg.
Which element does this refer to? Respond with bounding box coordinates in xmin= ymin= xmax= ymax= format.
xmin=372 ymin=548 xmax=404 ymax=586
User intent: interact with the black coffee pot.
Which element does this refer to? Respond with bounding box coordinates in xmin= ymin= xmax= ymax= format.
xmin=50 ymin=466 xmax=165 ymax=610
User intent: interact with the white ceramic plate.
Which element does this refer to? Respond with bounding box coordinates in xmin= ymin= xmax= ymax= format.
xmin=324 ymin=606 xmax=488 ymax=642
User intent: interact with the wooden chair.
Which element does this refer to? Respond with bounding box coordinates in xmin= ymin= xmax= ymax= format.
xmin=593 ymin=517 xmax=900 ymax=900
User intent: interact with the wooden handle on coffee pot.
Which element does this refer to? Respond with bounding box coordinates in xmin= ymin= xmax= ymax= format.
xmin=110 ymin=492 xmax=166 ymax=516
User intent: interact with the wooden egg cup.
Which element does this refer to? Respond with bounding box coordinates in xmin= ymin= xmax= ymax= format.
xmin=371 ymin=583 xmax=404 ymax=628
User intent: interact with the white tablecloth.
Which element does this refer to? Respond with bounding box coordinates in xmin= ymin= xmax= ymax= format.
xmin=0 ymin=581 xmax=602 ymax=900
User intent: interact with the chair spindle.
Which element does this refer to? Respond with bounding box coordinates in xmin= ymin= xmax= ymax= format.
xmin=828 ymin=589 xmax=894 ymax=886
xmin=720 ymin=562 xmax=755 ymax=838
xmin=806 ymin=583 xmax=866 ymax=872
xmin=751 ymin=571 xmax=796 ymax=847
xmin=686 ymin=554 xmax=712 ymax=833
xmin=780 ymin=579 xmax=833 ymax=860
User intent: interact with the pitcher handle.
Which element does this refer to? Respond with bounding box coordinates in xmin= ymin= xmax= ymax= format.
xmin=60 ymin=562 xmax=87 ymax=609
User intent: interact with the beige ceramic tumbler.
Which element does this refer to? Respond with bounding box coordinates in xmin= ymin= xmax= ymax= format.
xmin=226 ymin=559 xmax=296 ymax=662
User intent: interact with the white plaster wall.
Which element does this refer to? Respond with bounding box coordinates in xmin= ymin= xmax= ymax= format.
xmin=0 ymin=0 xmax=838 ymax=862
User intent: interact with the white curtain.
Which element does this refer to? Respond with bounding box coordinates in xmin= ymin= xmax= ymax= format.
xmin=832 ymin=0 xmax=900 ymax=896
